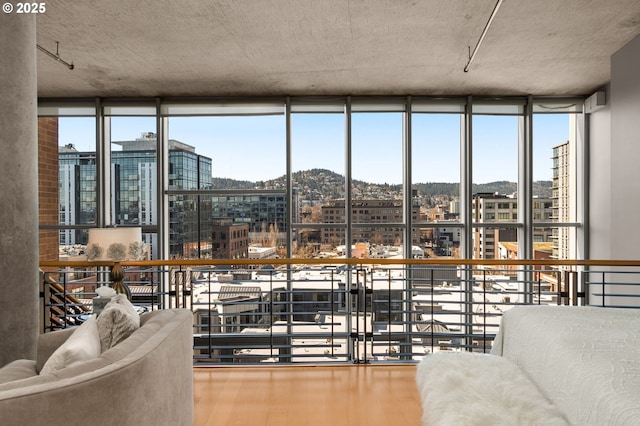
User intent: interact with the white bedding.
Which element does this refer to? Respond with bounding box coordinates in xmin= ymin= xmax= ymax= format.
xmin=491 ymin=305 xmax=640 ymax=426
xmin=416 ymin=352 xmax=569 ymax=426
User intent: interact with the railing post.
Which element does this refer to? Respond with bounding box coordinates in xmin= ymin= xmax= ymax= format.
xmin=556 ymin=270 xmax=564 ymax=305
xmin=462 ymin=264 xmax=474 ymax=352
xmin=568 ymin=270 xmax=584 ymax=306
xmin=270 ymin=270 xmax=274 ymax=360
xmin=39 ymin=270 xmax=45 ymax=334
xmin=581 ymin=270 xmax=589 ymax=305
xmin=482 ymin=270 xmax=487 ymax=352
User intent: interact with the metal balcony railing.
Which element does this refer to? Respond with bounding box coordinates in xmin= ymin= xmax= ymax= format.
xmin=39 ymin=258 xmax=640 ymax=365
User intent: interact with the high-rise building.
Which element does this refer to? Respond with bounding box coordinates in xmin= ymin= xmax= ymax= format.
xmin=472 ymin=193 xmax=554 ymax=259
xmin=552 ymin=140 xmax=571 ymax=265
xmin=210 ymin=194 xmax=288 ymax=237
xmin=58 ymin=133 xmax=213 ymax=258
xmin=59 ymin=144 xmax=97 ymax=245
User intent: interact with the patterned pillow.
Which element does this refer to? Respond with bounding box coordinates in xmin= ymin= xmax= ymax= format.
xmin=96 ymin=294 xmax=140 ymax=352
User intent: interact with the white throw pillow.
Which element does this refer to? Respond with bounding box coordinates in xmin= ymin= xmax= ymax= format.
xmin=96 ymin=294 xmax=140 ymax=352
xmin=40 ymin=316 xmax=101 ymax=375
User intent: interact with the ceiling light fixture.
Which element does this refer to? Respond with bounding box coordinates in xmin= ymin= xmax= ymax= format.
xmin=36 ymin=41 xmax=74 ymax=70
xmin=464 ymin=0 xmax=503 ymax=72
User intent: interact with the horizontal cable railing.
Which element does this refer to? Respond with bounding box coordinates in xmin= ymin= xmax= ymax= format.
xmin=39 ymin=259 xmax=640 ymax=365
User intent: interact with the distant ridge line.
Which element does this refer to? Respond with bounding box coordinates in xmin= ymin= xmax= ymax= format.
xmin=211 ymin=168 xmax=553 ymax=199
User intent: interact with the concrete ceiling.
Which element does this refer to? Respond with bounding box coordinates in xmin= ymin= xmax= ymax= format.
xmin=35 ymin=0 xmax=640 ymax=98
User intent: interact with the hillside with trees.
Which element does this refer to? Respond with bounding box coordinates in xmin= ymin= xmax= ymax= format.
xmin=211 ymin=169 xmax=553 ymax=207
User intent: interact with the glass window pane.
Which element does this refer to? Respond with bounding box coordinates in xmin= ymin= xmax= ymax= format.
xmin=357 ymin=224 xmax=403 ymax=246
xmin=351 ymin=227 xmax=404 ymax=258
xmin=169 ymin=195 xmax=218 ymax=259
xmin=166 ymin=111 xmax=285 ymax=260
xmin=169 ymin=116 xmax=285 ymax=188
xmin=58 ymin=117 xmax=97 ymax=239
xmin=110 ymin=117 xmax=157 ymax=226
xmin=292 ymin=113 xmax=345 ymax=224
xmin=412 ymin=113 xmax=461 ymax=224
xmin=472 ymin=115 xmax=519 ymax=195
xmin=59 ymin=117 xmax=96 ymax=152
xmin=533 ymin=113 xmax=579 ymax=264
xmin=413 ymin=226 xmax=461 ymax=259
xmin=209 ymin=194 xmax=286 ymax=246
xmin=352 ymin=112 xmax=403 ymax=200
xmin=292 ymin=226 xmax=324 ymax=258
xmin=473 ymin=226 xmax=518 ymax=260
xmin=40 ymin=116 xmax=96 ymax=259
xmin=533 ymin=113 xmax=569 ymax=199
xmin=535 ymin=225 xmax=576 ymax=263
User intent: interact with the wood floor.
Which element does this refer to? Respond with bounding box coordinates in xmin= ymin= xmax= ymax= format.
xmin=193 ymin=364 xmax=422 ymax=426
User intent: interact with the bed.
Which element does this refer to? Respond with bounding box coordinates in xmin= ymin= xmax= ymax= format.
xmin=491 ymin=305 xmax=640 ymax=426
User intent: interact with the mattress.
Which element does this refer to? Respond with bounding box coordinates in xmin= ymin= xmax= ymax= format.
xmin=491 ymin=305 xmax=640 ymax=426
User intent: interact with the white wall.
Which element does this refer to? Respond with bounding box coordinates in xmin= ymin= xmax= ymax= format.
xmin=589 ymin=34 xmax=640 ymax=305
xmin=590 ymin=34 xmax=640 ymax=260
xmin=610 ymin=34 xmax=640 ymax=260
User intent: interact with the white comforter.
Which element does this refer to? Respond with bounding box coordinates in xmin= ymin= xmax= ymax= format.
xmin=492 ymin=305 xmax=640 ymax=426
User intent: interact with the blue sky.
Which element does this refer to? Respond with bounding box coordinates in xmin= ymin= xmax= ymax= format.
xmin=58 ymin=113 xmax=569 ymax=184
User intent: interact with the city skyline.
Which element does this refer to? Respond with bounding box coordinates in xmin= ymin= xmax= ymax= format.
xmin=57 ymin=112 xmax=569 ymax=185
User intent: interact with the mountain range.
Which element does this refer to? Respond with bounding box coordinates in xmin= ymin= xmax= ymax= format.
xmin=211 ymin=168 xmax=553 ymax=207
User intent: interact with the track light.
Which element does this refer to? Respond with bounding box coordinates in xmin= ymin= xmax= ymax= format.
xmin=464 ymin=0 xmax=503 ymax=72
xmin=37 ymin=41 xmax=74 ymax=70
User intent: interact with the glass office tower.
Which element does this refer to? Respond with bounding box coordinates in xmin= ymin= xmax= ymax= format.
xmin=59 ymin=134 xmax=213 ymax=258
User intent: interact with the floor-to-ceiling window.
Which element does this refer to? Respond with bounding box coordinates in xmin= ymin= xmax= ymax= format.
xmin=39 ymin=103 xmax=97 ymax=259
xmin=164 ymin=101 xmax=286 ymax=260
xmin=411 ymin=99 xmax=463 ymax=260
xmin=351 ymin=99 xmax=404 ymax=257
xmin=471 ymin=101 xmax=523 ymax=260
xmin=105 ymin=106 xmax=159 ymax=257
xmin=532 ymin=99 xmax=583 ymax=268
xmin=39 ymin=96 xmax=585 ymax=263
xmin=290 ymin=98 xmax=346 ymax=257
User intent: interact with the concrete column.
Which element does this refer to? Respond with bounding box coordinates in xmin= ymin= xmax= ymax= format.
xmin=0 ymin=13 xmax=38 ymax=365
